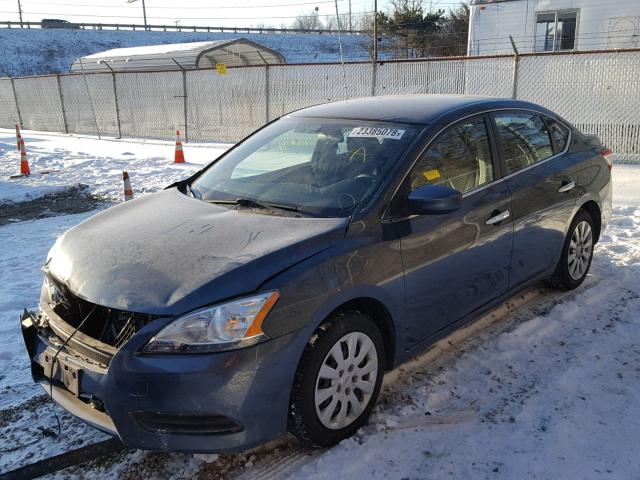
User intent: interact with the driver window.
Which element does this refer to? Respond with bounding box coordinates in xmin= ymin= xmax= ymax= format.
xmin=411 ymin=116 xmax=494 ymax=194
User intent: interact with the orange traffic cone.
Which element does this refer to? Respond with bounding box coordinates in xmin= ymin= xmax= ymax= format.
xmin=174 ymin=130 xmax=185 ymax=164
xmin=15 ymin=124 xmax=22 ymax=151
xmin=19 ymin=138 xmax=30 ymax=176
xmin=123 ymin=171 xmax=134 ymax=201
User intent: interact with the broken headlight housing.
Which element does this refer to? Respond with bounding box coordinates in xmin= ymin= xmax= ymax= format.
xmin=143 ymin=291 xmax=279 ymax=353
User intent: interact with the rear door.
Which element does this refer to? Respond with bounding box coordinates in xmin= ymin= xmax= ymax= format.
xmin=491 ymin=110 xmax=578 ymax=288
xmin=392 ymin=114 xmax=513 ymax=349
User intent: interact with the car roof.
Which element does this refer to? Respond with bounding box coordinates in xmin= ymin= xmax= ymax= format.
xmin=287 ymin=95 xmax=543 ymax=126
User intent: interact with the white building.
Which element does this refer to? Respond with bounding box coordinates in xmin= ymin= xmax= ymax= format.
xmin=467 ymin=0 xmax=640 ymax=56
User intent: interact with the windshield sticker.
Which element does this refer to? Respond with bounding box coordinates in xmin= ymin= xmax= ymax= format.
xmin=349 ymin=127 xmax=406 ymax=140
xmin=423 ymin=169 xmax=441 ymax=181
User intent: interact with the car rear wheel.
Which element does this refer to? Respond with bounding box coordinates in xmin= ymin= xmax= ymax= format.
xmin=546 ymin=209 xmax=595 ymax=290
xmin=288 ymin=312 xmax=384 ymax=447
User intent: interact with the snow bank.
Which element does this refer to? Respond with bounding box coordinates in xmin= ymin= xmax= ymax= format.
xmin=0 ymin=183 xmax=67 ymax=203
xmin=612 ymin=165 xmax=640 ymax=207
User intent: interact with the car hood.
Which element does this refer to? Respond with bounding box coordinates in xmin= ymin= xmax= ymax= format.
xmin=47 ymin=188 xmax=348 ymax=315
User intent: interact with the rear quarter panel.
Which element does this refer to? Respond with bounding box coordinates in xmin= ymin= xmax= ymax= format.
xmin=568 ymin=133 xmax=613 ymax=237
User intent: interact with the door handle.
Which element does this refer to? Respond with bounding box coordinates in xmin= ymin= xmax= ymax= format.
xmin=486 ymin=210 xmax=510 ymax=225
xmin=558 ymin=180 xmax=576 ymax=193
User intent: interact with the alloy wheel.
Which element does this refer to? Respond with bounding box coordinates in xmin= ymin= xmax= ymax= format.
xmin=568 ymin=220 xmax=593 ymax=280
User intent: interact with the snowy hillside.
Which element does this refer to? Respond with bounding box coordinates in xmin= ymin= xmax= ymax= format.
xmin=0 ymin=29 xmax=372 ymax=77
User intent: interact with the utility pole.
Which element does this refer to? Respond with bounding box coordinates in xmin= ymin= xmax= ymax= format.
xmin=17 ymin=0 xmax=23 ymax=28
xmin=142 ymin=0 xmax=148 ymax=30
xmin=349 ymin=0 xmax=352 ymax=31
xmin=373 ymin=0 xmax=378 ymax=62
xmin=126 ymin=0 xmax=148 ymax=30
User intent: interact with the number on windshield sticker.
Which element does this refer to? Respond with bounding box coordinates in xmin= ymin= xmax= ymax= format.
xmin=348 ymin=127 xmax=406 ymax=140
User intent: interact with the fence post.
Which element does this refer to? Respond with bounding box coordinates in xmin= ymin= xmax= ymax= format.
xmin=509 ymin=35 xmax=520 ymax=99
xmin=103 ymin=63 xmax=122 ymax=138
xmin=111 ymin=73 xmax=122 ymax=138
xmin=9 ymin=77 xmax=23 ymax=128
xmin=55 ymin=74 xmax=69 ymax=134
xmin=264 ymin=65 xmax=270 ymax=123
xmin=371 ymin=62 xmax=377 ymax=97
xmin=182 ymin=69 xmax=188 ymax=142
xmin=170 ymin=59 xmax=189 ymax=141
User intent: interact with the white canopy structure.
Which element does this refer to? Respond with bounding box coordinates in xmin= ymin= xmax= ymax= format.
xmin=70 ymin=38 xmax=285 ymax=73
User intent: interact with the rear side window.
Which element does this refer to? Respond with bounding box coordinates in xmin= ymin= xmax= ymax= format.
xmin=546 ymin=118 xmax=570 ymax=152
xmin=411 ymin=115 xmax=494 ymax=194
xmin=493 ymin=112 xmax=554 ymax=174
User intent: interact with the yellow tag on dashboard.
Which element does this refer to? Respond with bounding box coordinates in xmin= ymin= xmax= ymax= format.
xmin=215 ymin=63 xmax=228 ymax=75
xmin=423 ymin=169 xmax=441 ymax=181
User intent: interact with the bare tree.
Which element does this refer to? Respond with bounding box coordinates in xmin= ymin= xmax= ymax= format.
xmin=325 ymin=14 xmax=346 ymax=31
xmin=292 ymin=10 xmax=324 ymax=31
xmin=439 ymin=2 xmax=470 ymax=56
xmin=254 ymin=22 xmax=276 ymax=30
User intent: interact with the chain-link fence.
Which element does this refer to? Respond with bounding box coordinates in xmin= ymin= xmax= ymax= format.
xmin=1 ymin=49 xmax=639 ymax=163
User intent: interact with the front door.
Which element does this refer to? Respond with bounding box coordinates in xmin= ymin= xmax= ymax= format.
xmin=392 ymin=114 xmax=513 ymax=349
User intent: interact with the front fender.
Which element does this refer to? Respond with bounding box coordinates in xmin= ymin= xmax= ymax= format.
xmin=260 ymin=238 xmax=405 ymax=362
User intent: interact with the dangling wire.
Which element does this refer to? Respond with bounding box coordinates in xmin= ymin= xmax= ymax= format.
xmin=334 ymin=0 xmax=349 ymax=99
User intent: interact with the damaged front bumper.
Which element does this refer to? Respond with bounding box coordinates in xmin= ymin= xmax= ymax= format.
xmin=21 ymin=311 xmax=119 ymax=435
xmin=20 ymin=308 xmax=306 ymax=453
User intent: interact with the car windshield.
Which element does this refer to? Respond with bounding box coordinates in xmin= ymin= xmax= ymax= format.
xmin=190 ymin=118 xmax=421 ymax=217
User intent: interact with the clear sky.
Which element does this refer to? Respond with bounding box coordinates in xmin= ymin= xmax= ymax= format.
xmin=0 ymin=0 xmax=463 ymax=29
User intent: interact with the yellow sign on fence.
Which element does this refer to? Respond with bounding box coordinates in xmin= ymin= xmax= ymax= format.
xmin=215 ymin=63 xmax=228 ymax=75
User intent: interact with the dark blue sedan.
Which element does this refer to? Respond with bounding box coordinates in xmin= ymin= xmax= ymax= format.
xmin=21 ymin=95 xmax=612 ymax=452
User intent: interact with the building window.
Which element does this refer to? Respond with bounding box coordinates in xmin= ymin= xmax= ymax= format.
xmin=535 ymin=10 xmax=578 ymax=52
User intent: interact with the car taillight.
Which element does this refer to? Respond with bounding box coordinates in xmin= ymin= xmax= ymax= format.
xmin=601 ymin=147 xmax=613 ymax=171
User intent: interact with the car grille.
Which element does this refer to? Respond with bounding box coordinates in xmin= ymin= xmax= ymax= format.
xmin=47 ymin=277 xmax=159 ymax=349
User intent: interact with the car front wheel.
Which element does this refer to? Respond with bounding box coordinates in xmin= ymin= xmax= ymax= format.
xmin=288 ymin=312 xmax=384 ymax=447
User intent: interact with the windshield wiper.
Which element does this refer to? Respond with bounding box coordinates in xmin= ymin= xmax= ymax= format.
xmin=185 ymin=183 xmax=200 ymax=199
xmin=207 ymin=198 xmax=299 ymax=214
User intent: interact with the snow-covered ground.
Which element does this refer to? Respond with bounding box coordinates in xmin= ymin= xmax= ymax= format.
xmin=1 ymin=130 xmax=639 ymax=478
xmin=0 ymin=129 xmax=230 ymax=203
xmin=0 ymin=29 xmax=372 ymax=77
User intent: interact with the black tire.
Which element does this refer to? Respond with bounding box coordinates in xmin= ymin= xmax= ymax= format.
xmin=288 ymin=312 xmax=385 ymax=447
xmin=546 ymin=209 xmax=595 ymax=291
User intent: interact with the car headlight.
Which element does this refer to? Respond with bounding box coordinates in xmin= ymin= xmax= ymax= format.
xmin=143 ymin=291 xmax=280 ymax=353
xmin=43 ymin=276 xmax=63 ymax=306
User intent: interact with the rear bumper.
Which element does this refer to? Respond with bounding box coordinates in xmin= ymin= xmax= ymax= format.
xmin=21 ymin=310 xmax=308 ymax=453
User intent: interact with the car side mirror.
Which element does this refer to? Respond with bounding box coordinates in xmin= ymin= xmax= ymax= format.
xmin=408 ymin=184 xmax=462 ymax=215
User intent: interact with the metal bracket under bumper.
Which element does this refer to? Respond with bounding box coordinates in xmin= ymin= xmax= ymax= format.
xmin=39 ymin=380 xmax=119 ymax=436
